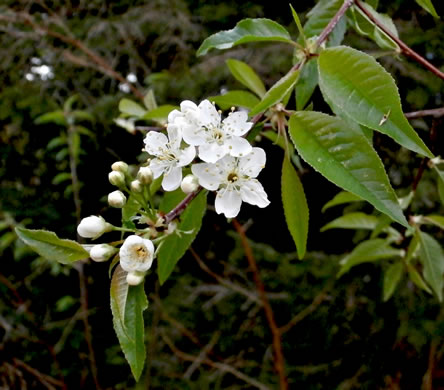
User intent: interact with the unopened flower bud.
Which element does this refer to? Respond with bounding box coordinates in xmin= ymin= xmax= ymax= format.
xmin=108 ymin=190 xmax=127 ymax=208
xmin=109 ymin=171 xmax=126 ymax=187
xmin=120 ymin=235 xmax=155 ymax=273
xmin=111 ymin=161 xmax=129 ymax=174
xmin=180 ymin=174 xmax=199 ymax=194
xmin=130 ymin=179 xmax=143 ymax=193
xmin=77 ymin=216 xmax=111 ymax=239
xmin=166 ymin=220 xmax=178 ymax=235
xmin=137 ymin=166 xmax=153 ymax=185
xmin=90 ymin=244 xmax=118 ymax=262
xmin=126 ymin=271 xmax=145 ymax=286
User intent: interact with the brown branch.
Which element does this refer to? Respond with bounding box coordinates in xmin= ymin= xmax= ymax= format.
xmin=405 ymin=107 xmax=444 ymax=119
xmin=13 ymin=358 xmax=65 ymax=389
xmin=232 ymin=219 xmax=288 ymax=390
xmin=355 ymin=0 xmax=444 ymax=81
xmin=163 ymin=187 xmax=203 ymax=225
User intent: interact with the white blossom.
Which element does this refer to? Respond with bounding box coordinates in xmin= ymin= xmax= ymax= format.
xmin=77 ymin=216 xmax=111 ymax=239
xmin=108 ymin=190 xmax=127 ymax=208
xmin=119 ymin=235 xmax=155 ymax=273
xmin=144 ymin=127 xmax=195 ymax=191
xmin=137 ymin=166 xmax=153 ymax=185
xmin=192 ymin=147 xmax=270 ymax=218
xmin=180 ymin=174 xmax=199 ymax=194
xmin=90 ymin=244 xmax=117 ymax=262
xmin=108 ymin=171 xmax=125 ymax=187
xmin=170 ymin=100 xmax=253 ymax=163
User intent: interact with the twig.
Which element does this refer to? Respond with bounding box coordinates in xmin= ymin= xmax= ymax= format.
xmin=232 ymin=219 xmax=288 ymax=390
xmin=67 ymin=126 xmax=81 ymax=223
xmin=422 ymin=339 xmax=438 ymax=390
xmin=405 ymin=107 xmax=444 ymax=119
xmin=13 ymin=358 xmax=65 ymax=389
xmin=183 ymin=332 xmax=220 ymax=379
xmin=355 ymin=0 xmax=444 ymax=81
xmin=163 ymin=188 xmax=203 ymax=225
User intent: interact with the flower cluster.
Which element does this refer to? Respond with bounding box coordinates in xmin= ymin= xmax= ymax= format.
xmin=144 ymin=99 xmax=270 ymax=218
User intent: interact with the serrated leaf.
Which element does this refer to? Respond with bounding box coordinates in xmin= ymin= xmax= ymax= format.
xmin=321 ymin=212 xmax=379 ymax=232
xmin=416 ymin=0 xmax=439 ymax=18
xmin=111 ymin=266 xmax=148 ymax=381
xmin=383 ymin=262 xmax=404 ymax=301
xmin=423 ymin=215 xmax=444 ymax=230
xmin=281 ymin=157 xmax=309 ymax=259
xmin=142 ymin=105 xmax=177 ymax=123
xmin=417 ymin=230 xmax=444 ymax=301
xmin=197 ymin=18 xmax=294 ymax=56
xmin=296 ymin=59 xmax=318 ymax=110
xmin=249 ymin=69 xmax=300 ymax=116
xmin=407 ymin=264 xmax=432 ymax=294
xmin=119 ymin=99 xmax=147 ymax=117
xmin=318 ymin=46 xmax=433 ymax=157
xmin=289 ymin=111 xmax=409 ymax=227
xmin=338 ymin=238 xmax=403 ymax=277
xmin=322 ymin=191 xmax=363 ymax=212
xmin=208 ymin=91 xmax=260 ymax=110
xmin=157 ymin=191 xmax=207 ymax=284
xmin=15 ymin=227 xmax=89 ymax=264
xmin=226 ymin=59 xmax=266 ymax=98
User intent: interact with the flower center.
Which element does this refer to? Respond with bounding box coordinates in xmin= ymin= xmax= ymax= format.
xmin=227 ymin=172 xmax=238 ymax=183
xmin=133 ymin=245 xmax=148 ymax=261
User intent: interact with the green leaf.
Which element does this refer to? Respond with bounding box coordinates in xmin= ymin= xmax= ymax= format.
xmin=439 ymin=179 xmax=444 ymax=205
xmin=35 ymin=110 xmax=67 ymax=126
xmin=289 ymin=111 xmax=409 ymax=228
xmin=416 ymin=0 xmax=439 ymax=18
xmin=318 ymin=46 xmax=433 ymax=157
xmin=407 ymin=264 xmax=432 ymax=294
xmin=208 ymin=91 xmax=260 ymax=110
xmin=423 ymin=215 xmax=444 ymax=230
xmin=52 ymin=172 xmax=71 ymax=185
xmin=321 ymin=212 xmax=379 ymax=232
xmin=157 ymin=191 xmax=207 ymax=284
xmin=322 ymin=191 xmax=363 ymax=212
xmin=249 ymin=69 xmax=300 ymax=116
xmin=111 ymin=265 xmax=148 ymax=381
xmin=197 ymin=18 xmax=294 ymax=56
xmin=119 ymin=98 xmax=147 ymax=117
xmin=281 ymin=156 xmax=309 ymax=259
xmin=383 ymin=262 xmax=404 ymax=301
xmin=296 ymin=59 xmax=318 ymax=110
xmin=15 ymin=227 xmax=89 ymax=264
xmin=142 ymin=105 xmax=177 ymax=123
xmin=338 ymin=238 xmax=403 ymax=277
xmin=290 ymin=4 xmax=306 ymax=45
xmin=417 ymin=230 xmax=444 ymax=301
xmin=143 ymin=89 xmax=157 ymax=111
xmin=122 ymin=195 xmax=140 ymax=229
xmin=226 ymin=59 xmax=266 ymax=98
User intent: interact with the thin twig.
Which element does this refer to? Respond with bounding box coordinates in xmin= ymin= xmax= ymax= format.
xmin=163 ymin=188 xmax=203 ymax=225
xmin=422 ymin=339 xmax=438 ymax=390
xmin=13 ymin=358 xmax=65 ymax=389
xmin=232 ymin=219 xmax=288 ymax=390
xmin=405 ymin=107 xmax=444 ymax=119
xmin=355 ymin=0 xmax=444 ymax=81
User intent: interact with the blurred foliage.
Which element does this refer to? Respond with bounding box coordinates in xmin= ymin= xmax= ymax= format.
xmin=1 ymin=0 xmax=444 ymax=389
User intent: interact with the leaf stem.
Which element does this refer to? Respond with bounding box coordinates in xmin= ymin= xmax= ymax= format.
xmin=163 ymin=188 xmax=203 ymax=225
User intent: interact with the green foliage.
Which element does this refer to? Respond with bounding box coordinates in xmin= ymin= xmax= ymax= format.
xmin=383 ymin=262 xmax=404 ymax=301
xmin=415 ymin=0 xmax=439 ymax=18
xmin=119 ymin=99 xmax=147 ymax=117
xmin=226 ymin=59 xmax=266 ymax=98
xmin=322 ymin=191 xmax=363 ymax=212
xmin=208 ymin=90 xmax=260 ymax=110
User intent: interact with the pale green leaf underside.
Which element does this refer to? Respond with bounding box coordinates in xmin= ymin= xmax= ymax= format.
xmin=197 ymin=18 xmax=294 ymax=56
xmin=338 ymin=238 xmax=403 ymax=277
xmin=209 ymin=91 xmax=260 ymax=110
xmin=321 ymin=212 xmax=379 ymax=232
xmin=249 ymin=69 xmax=299 ymax=116
xmin=111 ymin=266 xmax=148 ymax=381
xmin=119 ymin=98 xmax=147 ymax=117
xmin=289 ymin=111 xmax=408 ymax=228
xmin=416 ymin=0 xmax=439 ymax=18
xmin=322 ymin=191 xmax=363 ymax=212
xmin=142 ymin=105 xmax=177 ymax=122
xmin=281 ymin=157 xmax=309 ymax=259
xmin=226 ymin=59 xmax=266 ymax=98
xmin=318 ymin=46 xmax=433 ymax=157
xmin=423 ymin=215 xmax=444 ymax=230
xmin=158 ymin=191 xmax=207 ymax=284
xmin=383 ymin=262 xmax=404 ymax=301
xmin=15 ymin=227 xmax=89 ymax=264
xmin=417 ymin=230 xmax=444 ymax=301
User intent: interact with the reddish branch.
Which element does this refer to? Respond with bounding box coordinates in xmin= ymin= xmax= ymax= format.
xmin=355 ymin=0 xmax=444 ymax=81
xmin=163 ymin=187 xmax=202 ymax=225
xmin=232 ymin=219 xmax=288 ymax=390
xmin=405 ymin=107 xmax=444 ymax=119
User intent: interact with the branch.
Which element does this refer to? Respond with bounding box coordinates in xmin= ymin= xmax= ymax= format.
xmin=405 ymin=107 xmax=444 ymax=119
xmin=232 ymin=219 xmax=288 ymax=390
xmin=163 ymin=187 xmax=203 ymax=225
xmin=355 ymin=0 xmax=444 ymax=81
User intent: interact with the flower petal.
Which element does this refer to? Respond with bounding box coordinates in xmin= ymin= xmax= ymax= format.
xmin=215 ymin=187 xmax=242 ymax=218
xmin=222 ymin=111 xmax=252 ymax=136
xmin=167 ymin=125 xmax=182 ymax=150
xmin=238 ymin=147 xmax=266 ymax=178
xmin=192 ymin=163 xmax=222 ymax=191
xmin=178 ymin=145 xmax=196 ymax=166
xmin=182 ymin=124 xmax=206 ymax=146
xmin=162 ymin=166 xmax=182 ymax=191
xmin=226 ymin=136 xmax=252 ymax=158
xmin=198 ymin=100 xmax=220 ymax=128
xmin=240 ymin=179 xmax=270 ymax=208
xmin=149 ymin=158 xmax=168 ymax=178
xmin=198 ymin=142 xmax=229 ymax=163
xmin=144 ymin=131 xmax=168 ymax=156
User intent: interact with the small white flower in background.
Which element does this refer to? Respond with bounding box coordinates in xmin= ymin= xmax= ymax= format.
xmin=192 ymin=147 xmax=270 ymax=218
xmin=90 ymin=244 xmax=118 ymax=262
xmin=77 ymin=216 xmax=111 ymax=239
xmin=119 ymin=235 xmax=155 ymax=278
xmin=180 ymin=174 xmax=199 ymax=194
xmin=137 ymin=166 xmax=153 ymax=185
xmin=171 ymin=100 xmax=253 ymax=163
xmin=108 ymin=190 xmax=127 ymax=208
xmin=144 ymin=127 xmax=195 ymax=191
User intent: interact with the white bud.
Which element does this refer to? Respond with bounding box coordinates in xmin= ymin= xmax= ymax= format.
xmin=120 ymin=235 xmax=155 ymax=273
xmin=108 ymin=171 xmax=126 ymax=187
xmin=137 ymin=166 xmax=153 ymax=185
xmin=130 ymin=179 xmax=143 ymax=193
xmin=90 ymin=244 xmax=118 ymax=262
xmin=166 ymin=220 xmax=178 ymax=235
xmin=77 ymin=216 xmax=110 ymax=239
xmin=180 ymin=174 xmax=199 ymax=194
xmin=111 ymin=161 xmax=129 ymax=174
xmin=126 ymin=271 xmax=145 ymax=286
xmin=108 ymin=190 xmax=127 ymax=208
